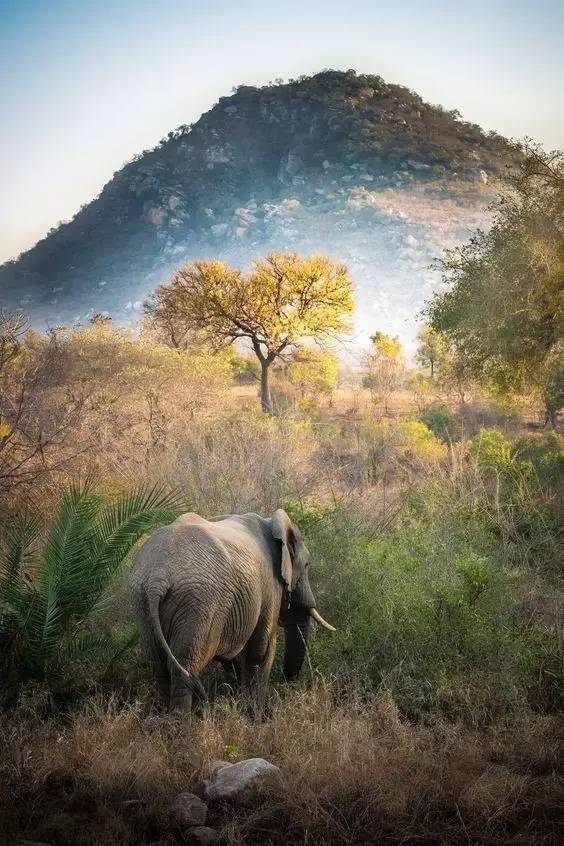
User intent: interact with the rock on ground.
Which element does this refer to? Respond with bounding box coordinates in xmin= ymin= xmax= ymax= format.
xmin=205 ymin=757 xmax=281 ymax=802
xmin=170 ymin=791 xmax=208 ymax=827
xmin=190 ymin=826 xmax=219 ymax=845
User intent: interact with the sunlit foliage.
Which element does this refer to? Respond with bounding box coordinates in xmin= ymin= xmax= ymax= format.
xmin=146 ymin=252 xmax=354 ymax=412
xmin=428 ymin=145 xmax=564 ymax=420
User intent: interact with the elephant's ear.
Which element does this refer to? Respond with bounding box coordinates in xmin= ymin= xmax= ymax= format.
xmin=271 ymin=508 xmax=294 ymax=590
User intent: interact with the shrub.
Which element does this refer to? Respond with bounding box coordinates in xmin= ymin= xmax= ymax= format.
xmin=469 ymin=427 xmax=514 ymax=472
xmin=419 ymin=406 xmax=459 ymax=442
xmin=458 ymin=399 xmax=522 ymax=436
xmin=514 ymin=431 xmax=564 ymax=489
xmin=467 ymin=428 xmax=560 ymax=568
xmin=359 ymin=418 xmax=447 ymax=485
xmin=288 ymin=474 xmax=563 ymax=721
xmin=162 ymin=411 xmax=317 ymax=514
xmin=229 ymin=350 xmax=260 ymax=384
xmin=0 ymin=481 xmax=183 ymax=704
xmin=284 ymin=347 xmax=339 ymax=404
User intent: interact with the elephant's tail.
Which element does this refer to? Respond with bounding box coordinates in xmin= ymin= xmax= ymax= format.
xmin=145 ymin=589 xmax=207 ymax=702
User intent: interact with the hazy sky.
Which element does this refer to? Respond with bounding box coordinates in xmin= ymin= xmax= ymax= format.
xmin=1 ymin=0 xmax=563 ymax=263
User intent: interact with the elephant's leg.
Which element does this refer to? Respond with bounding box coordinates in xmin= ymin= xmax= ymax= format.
xmin=169 ymin=663 xmax=194 ymax=714
xmin=162 ymin=602 xmax=216 ymax=714
xmin=139 ymin=616 xmax=171 ymax=708
xmin=169 ymin=655 xmax=211 ymax=714
xmin=220 ymin=656 xmax=242 ymax=693
xmin=241 ymin=627 xmax=277 ymax=715
xmin=167 ymin=634 xmax=215 ymax=714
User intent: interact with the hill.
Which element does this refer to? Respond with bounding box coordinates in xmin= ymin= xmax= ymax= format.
xmin=0 ymin=70 xmax=518 ymax=342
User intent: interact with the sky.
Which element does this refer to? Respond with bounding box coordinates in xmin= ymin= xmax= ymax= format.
xmin=1 ymin=0 xmax=563 ymax=264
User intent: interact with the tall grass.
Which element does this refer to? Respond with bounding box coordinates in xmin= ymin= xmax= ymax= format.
xmin=0 ymin=419 xmax=562 ymax=844
xmin=1 ymin=683 xmax=562 ymax=845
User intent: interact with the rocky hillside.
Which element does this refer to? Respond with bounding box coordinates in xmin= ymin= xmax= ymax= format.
xmin=0 ymin=70 xmax=517 ymax=343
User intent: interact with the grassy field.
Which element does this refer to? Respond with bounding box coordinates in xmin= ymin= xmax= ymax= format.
xmin=2 ymin=683 xmax=563 ymax=845
xmin=1 ymin=324 xmax=562 ymax=845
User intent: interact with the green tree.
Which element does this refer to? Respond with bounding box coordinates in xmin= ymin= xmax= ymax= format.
xmin=416 ymin=325 xmax=447 ymax=379
xmin=146 ymin=252 xmax=354 ymax=413
xmin=285 ymin=346 xmax=339 ymax=403
xmin=427 ymin=145 xmax=563 ymax=421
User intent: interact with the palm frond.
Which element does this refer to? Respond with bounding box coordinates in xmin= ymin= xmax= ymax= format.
xmin=86 ymin=483 xmax=185 ymax=608
xmin=95 ymin=483 xmax=185 ymax=554
xmin=1 ymin=479 xmax=182 ymax=692
xmin=63 ymin=624 xmax=138 ymax=669
xmin=0 ymin=514 xmax=41 ymax=666
xmin=0 ymin=513 xmax=41 ymax=588
xmin=23 ymin=481 xmax=101 ymax=671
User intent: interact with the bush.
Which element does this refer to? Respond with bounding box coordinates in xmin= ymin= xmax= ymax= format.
xmin=419 ymin=406 xmax=459 ymax=442
xmin=467 ymin=429 xmax=561 ymax=568
xmin=287 ymin=471 xmax=563 ymax=721
xmin=514 ymin=431 xmax=564 ymax=489
xmin=469 ymin=427 xmax=514 ymax=472
xmin=458 ymin=399 xmax=522 ymax=436
xmin=162 ymin=411 xmax=317 ymax=514
xmin=229 ymin=350 xmax=260 ymax=384
xmin=0 ymin=481 xmax=183 ymax=705
xmin=358 ymin=418 xmax=447 ymax=485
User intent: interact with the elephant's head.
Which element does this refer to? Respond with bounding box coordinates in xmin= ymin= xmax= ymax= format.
xmin=271 ymin=509 xmax=335 ymax=681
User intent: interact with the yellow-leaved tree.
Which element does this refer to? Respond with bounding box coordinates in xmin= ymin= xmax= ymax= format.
xmin=146 ymin=252 xmax=354 ymax=412
xmin=363 ymin=331 xmax=405 ymax=415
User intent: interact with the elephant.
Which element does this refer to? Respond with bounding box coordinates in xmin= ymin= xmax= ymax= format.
xmin=131 ymin=508 xmax=335 ymax=712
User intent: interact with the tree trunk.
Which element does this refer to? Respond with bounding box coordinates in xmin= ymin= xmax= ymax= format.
xmin=544 ymin=406 xmax=557 ymax=429
xmin=260 ymin=360 xmax=272 ymax=414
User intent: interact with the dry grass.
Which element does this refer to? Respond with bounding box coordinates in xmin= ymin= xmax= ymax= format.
xmin=1 ymin=683 xmax=563 ymax=845
xmin=231 ymin=383 xmax=545 ymax=428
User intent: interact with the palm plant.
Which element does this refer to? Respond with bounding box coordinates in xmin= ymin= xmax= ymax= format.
xmin=0 ymin=480 xmax=184 ymax=700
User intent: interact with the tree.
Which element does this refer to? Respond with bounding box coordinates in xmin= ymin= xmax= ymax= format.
xmin=284 ymin=346 xmax=339 ymax=404
xmin=146 ymin=253 xmax=354 ymax=413
xmin=427 ymin=144 xmax=564 ymax=422
xmin=416 ymin=325 xmax=447 ymax=379
xmin=0 ymin=314 xmax=89 ymax=502
xmin=540 ymin=344 xmax=564 ymax=428
xmin=363 ymin=331 xmax=404 ymax=415
xmin=415 ymin=325 xmax=474 ymax=405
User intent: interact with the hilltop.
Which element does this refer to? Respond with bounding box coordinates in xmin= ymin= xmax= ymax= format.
xmin=0 ymin=70 xmax=518 ymax=341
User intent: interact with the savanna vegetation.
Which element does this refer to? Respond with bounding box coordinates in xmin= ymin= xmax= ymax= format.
xmin=1 ymin=148 xmax=563 ymax=845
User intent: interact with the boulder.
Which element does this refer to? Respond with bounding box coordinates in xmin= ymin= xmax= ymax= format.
xmin=190 ymin=827 xmax=219 ymax=845
xmin=209 ymin=759 xmax=231 ymax=777
xmin=205 ymin=757 xmax=281 ymax=802
xmin=170 ymin=791 xmax=208 ymax=827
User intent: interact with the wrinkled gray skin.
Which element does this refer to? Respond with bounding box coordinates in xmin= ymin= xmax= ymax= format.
xmin=131 ymin=509 xmax=324 ymax=712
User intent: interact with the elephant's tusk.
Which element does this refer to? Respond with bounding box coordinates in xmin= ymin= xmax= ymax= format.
xmin=309 ymin=608 xmax=336 ymax=632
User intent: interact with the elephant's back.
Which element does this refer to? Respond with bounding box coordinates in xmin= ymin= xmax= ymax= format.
xmin=132 ymin=514 xmax=270 ymax=659
xmin=131 ymin=523 xmax=174 ymax=588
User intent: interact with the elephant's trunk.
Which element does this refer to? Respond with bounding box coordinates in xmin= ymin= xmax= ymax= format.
xmin=283 ymin=618 xmax=310 ymax=681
